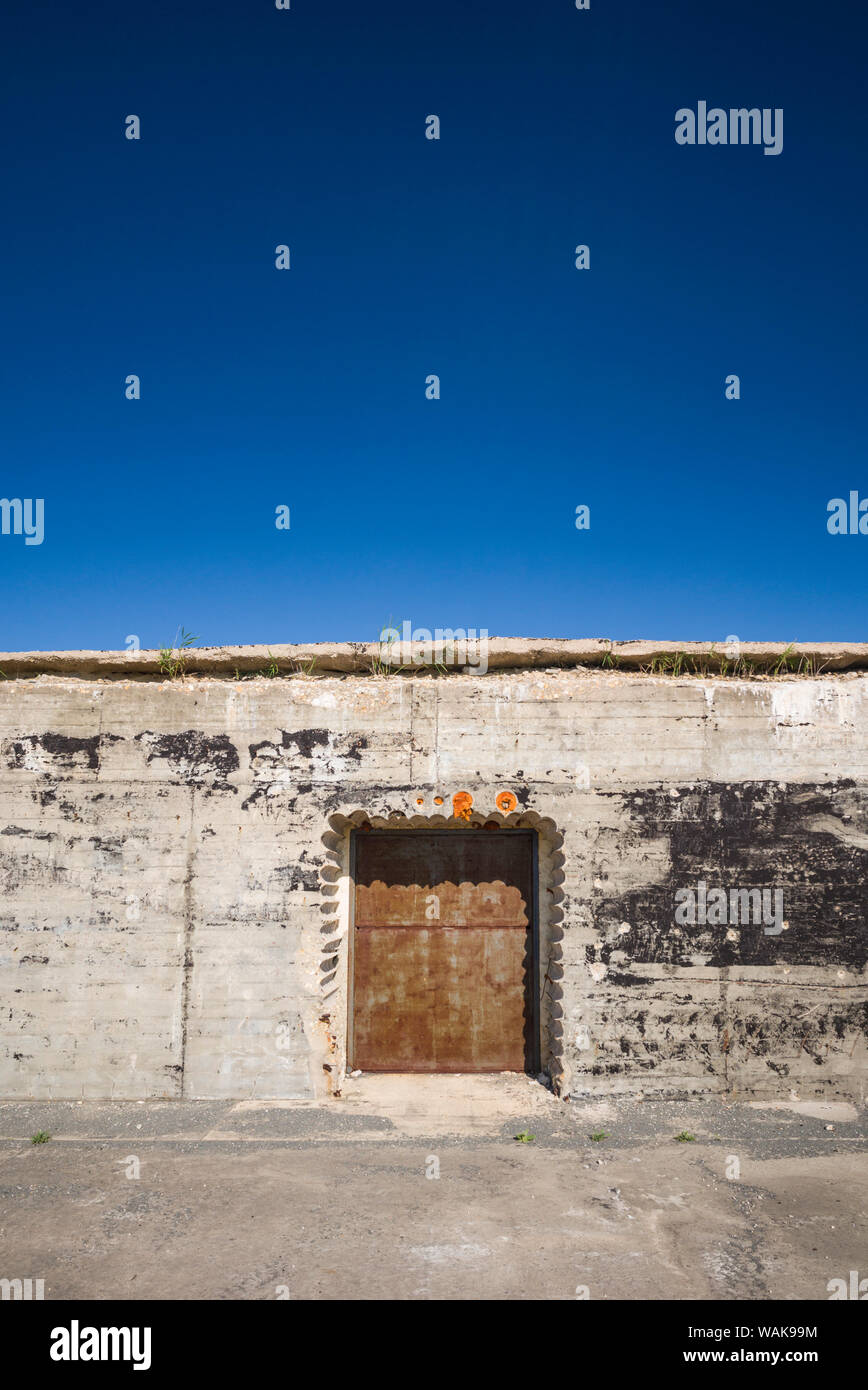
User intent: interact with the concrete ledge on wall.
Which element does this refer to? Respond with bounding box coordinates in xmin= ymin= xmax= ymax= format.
xmin=1 ymin=638 xmax=868 ymax=679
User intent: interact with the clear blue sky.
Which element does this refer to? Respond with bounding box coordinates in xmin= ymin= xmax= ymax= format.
xmin=3 ymin=0 xmax=866 ymax=651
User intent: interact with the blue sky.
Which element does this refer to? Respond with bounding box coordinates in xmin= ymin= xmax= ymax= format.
xmin=2 ymin=0 xmax=866 ymax=651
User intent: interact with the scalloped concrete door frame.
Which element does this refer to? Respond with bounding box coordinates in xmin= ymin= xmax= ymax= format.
xmin=314 ymin=805 xmax=567 ymax=1098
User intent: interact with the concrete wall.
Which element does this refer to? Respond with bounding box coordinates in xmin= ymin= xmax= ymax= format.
xmin=1 ymin=665 xmax=866 ymax=1103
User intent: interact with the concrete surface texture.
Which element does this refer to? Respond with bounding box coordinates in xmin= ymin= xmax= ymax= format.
xmin=0 ymin=1081 xmax=864 ymax=1300
xmin=0 ymin=655 xmax=866 ymax=1103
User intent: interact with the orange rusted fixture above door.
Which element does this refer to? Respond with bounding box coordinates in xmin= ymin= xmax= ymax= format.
xmin=452 ymin=790 xmax=473 ymax=821
xmin=495 ymin=790 xmax=518 ymax=815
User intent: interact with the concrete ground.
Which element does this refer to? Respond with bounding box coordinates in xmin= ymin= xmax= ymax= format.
xmin=1 ymin=1076 xmax=865 ymax=1300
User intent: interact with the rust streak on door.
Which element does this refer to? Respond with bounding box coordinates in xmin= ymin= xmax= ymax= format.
xmin=351 ymin=831 xmax=536 ymax=1073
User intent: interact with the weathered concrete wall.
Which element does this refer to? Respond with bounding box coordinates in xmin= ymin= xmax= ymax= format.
xmin=1 ymin=665 xmax=866 ymax=1103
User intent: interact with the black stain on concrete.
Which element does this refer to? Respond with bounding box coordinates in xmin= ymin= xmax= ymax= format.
xmin=135 ymin=731 xmax=239 ymax=794
xmin=6 ymin=732 xmax=121 ymax=774
xmin=713 ymin=999 xmax=868 ymax=1071
xmin=243 ymin=730 xmax=369 ymax=810
xmin=88 ymin=836 xmax=124 ymax=860
xmin=249 ymin=728 xmax=368 ymax=766
xmin=583 ymin=780 xmax=868 ymax=1089
xmin=274 ymin=864 xmax=321 ymax=891
xmin=280 ymin=728 xmax=330 ymax=758
xmin=595 ymin=781 xmax=868 ymax=971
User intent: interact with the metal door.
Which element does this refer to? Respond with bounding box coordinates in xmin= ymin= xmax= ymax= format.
xmin=350 ymin=830 xmax=537 ymax=1072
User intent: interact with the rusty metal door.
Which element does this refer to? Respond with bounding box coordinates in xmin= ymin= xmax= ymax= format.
xmin=350 ymin=830 xmax=538 ymax=1072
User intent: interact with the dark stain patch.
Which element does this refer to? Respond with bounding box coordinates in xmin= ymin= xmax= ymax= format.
xmin=243 ymin=728 xmax=370 ymax=810
xmin=604 ymin=969 xmax=647 ymax=987
xmin=595 ymin=781 xmax=868 ymax=972
xmin=274 ymin=864 xmax=320 ymax=891
xmin=88 ymin=836 xmax=123 ymax=858
xmin=1 ymin=826 xmax=55 ymax=841
xmin=5 ymin=732 xmax=120 ymax=774
xmin=713 ymin=999 xmax=868 ymax=1068
xmin=135 ymin=731 xmax=239 ymax=794
xmin=248 ymin=727 xmax=335 ymax=763
xmin=281 ymin=728 xmax=330 ymax=758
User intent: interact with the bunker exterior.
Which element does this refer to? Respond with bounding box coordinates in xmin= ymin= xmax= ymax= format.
xmin=0 ymin=647 xmax=866 ymax=1105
